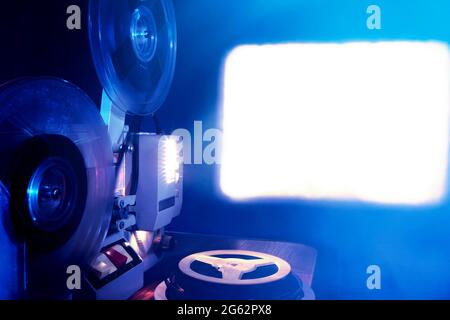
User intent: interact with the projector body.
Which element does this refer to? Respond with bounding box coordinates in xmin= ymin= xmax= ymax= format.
xmin=78 ymin=94 xmax=184 ymax=299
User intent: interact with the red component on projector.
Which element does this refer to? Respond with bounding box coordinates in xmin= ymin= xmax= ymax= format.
xmin=103 ymin=247 xmax=128 ymax=269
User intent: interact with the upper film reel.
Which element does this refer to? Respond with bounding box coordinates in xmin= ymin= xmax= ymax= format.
xmin=89 ymin=0 xmax=177 ymax=116
xmin=0 ymin=78 xmax=114 ymax=298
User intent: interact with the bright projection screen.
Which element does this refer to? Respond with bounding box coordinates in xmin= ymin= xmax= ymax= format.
xmin=220 ymin=42 xmax=450 ymax=205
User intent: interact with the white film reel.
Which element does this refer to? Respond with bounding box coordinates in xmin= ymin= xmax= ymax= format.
xmin=178 ymin=250 xmax=291 ymax=285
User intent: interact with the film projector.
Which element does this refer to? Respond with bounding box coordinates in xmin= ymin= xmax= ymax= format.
xmin=0 ymin=0 xmax=315 ymax=300
xmin=0 ymin=0 xmax=181 ymax=299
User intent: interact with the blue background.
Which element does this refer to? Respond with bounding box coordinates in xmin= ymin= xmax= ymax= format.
xmin=160 ymin=0 xmax=450 ymax=299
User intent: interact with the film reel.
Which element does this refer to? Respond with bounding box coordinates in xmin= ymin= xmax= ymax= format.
xmin=0 ymin=78 xmax=114 ymax=298
xmin=89 ymin=0 xmax=177 ymax=116
xmin=155 ymin=250 xmax=308 ymax=300
xmin=179 ymin=250 xmax=291 ymax=285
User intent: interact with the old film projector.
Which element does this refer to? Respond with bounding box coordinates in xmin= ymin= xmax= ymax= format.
xmin=0 ymin=0 xmax=311 ymax=300
xmin=0 ymin=0 xmax=182 ymax=299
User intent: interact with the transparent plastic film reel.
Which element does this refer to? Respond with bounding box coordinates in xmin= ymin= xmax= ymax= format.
xmin=0 ymin=78 xmax=114 ymax=298
xmin=89 ymin=0 xmax=177 ymax=116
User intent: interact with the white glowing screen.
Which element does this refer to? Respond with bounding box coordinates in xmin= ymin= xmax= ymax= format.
xmin=220 ymin=42 xmax=450 ymax=205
